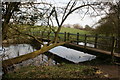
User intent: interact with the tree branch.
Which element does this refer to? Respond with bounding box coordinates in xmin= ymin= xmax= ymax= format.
xmin=2 ymin=41 xmax=68 ymax=68
xmin=9 ymin=25 xmax=44 ymax=45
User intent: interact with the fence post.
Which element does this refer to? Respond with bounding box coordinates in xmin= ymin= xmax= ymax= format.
xmin=64 ymin=32 xmax=66 ymax=41
xmin=39 ymin=31 xmax=41 ymax=37
xmin=94 ymin=34 xmax=98 ymax=48
xmin=77 ymin=33 xmax=79 ymax=45
xmin=67 ymin=32 xmax=70 ymax=41
xmin=84 ymin=34 xmax=87 ymax=48
xmin=41 ymin=31 xmax=44 ymax=38
xmin=47 ymin=31 xmax=50 ymax=40
xmin=33 ymin=32 xmax=34 ymax=36
xmin=111 ymin=37 xmax=116 ymax=56
xmin=111 ymin=36 xmax=116 ymax=63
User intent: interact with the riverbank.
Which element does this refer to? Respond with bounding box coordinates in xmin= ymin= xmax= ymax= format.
xmin=1 ymin=44 xmax=119 ymax=80
xmin=2 ymin=62 xmax=119 ymax=80
xmin=2 ymin=64 xmax=105 ymax=80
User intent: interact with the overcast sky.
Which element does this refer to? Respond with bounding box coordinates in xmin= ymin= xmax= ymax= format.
xmin=35 ymin=0 xmax=108 ymax=27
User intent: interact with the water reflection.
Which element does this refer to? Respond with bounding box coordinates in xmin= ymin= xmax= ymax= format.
xmin=1 ymin=44 xmax=56 ymax=67
xmin=1 ymin=44 xmax=96 ymax=67
xmin=78 ymin=42 xmax=94 ymax=47
xmin=2 ymin=44 xmax=35 ymax=60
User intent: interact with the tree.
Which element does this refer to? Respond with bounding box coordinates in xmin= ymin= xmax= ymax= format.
xmin=2 ymin=0 xmax=100 ymax=72
xmin=84 ymin=25 xmax=92 ymax=31
xmin=2 ymin=2 xmax=20 ymax=40
xmin=63 ymin=24 xmax=72 ymax=28
xmin=73 ymin=24 xmax=83 ymax=29
xmin=94 ymin=1 xmax=120 ymax=53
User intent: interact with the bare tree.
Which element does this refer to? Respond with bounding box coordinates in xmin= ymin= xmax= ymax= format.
xmin=2 ymin=0 xmax=100 ymax=72
xmin=73 ymin=24 xmax=83 ymax=29
xmin=63 ymin=24 xmax=72 ymax=28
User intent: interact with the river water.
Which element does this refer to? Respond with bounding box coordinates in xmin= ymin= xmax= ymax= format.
xmin=0 ymin=43 xmax=96 ymax=74
xmin=1 ymin=44 xmax=57 ymax=66
xmin=1 ymin=44 xmax=96 ymax=64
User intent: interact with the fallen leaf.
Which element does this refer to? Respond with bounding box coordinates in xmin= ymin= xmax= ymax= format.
xmin=104 ymin=74 xmax=109 ymax=77
xmin=96 ymin=70 xmax=103 ymax=74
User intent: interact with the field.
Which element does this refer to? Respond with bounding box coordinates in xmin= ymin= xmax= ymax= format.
xmin=14 ymin=25 xmax=90 ymax=42
xmin=60 ymin=27 xmax=89 ymax=34
xmin=15 ymin=25 xmax=89 ymax=34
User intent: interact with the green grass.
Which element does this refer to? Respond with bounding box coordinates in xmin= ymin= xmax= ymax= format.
xmin=41 ymin=27 xmax=89 ymax=41
xmin=3 ymin=64 xmax=99 ymax=79
xmin=12 ymin=25 xmax=92 ymax=42
xmin=16 ymin=25 xmax=89 ymax=34
xmin=60 ymin=27 xmax=89 ymax=34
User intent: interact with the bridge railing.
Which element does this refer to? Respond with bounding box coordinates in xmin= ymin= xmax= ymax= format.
xmin=29 ymin=31 xmax=118 ymax=53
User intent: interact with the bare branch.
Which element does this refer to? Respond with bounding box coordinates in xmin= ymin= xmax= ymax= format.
xmin=54 ymin=7 xmax=60 ymax=27
xmin=81 ymin=6 xmax=89 ymax=20
xmin=9 ymin=25 xmax=44 ymax=45
xmin=62 ymin=0 xmax=72 ymax=20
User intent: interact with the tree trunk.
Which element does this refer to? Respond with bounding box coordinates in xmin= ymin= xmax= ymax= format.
xmin=117 ymin=30 xmax=120 ymax=53
xmin=2 ymin=23 xmax=9 ymax=40
xmin=2 ymin=42 xmax=67 ymax=72
xmin=2 ymin=2 xmax=20 ymax=40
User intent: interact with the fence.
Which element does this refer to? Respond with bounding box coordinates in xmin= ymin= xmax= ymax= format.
xmin=29 ymin=31 xmax=118 ymax=54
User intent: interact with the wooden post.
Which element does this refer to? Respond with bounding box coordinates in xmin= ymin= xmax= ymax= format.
xmin=111 ymin=36 xmax=116 ymax=63
xmin=39 ymin=31 xmax=41 ymax=37
xmin=67 ymin=32 xmax=70 ymax=41
xmin=47 ymin=32 xmax=50 ymax=40
xmin=33 ymin=32 xmax=34 ymax=36
xmin=41 ymin=31 xmax=44 ymax=38
xmin=111 ymin=37 xmax=116 ymax=57
xmin=84 ymin=34 xmax=87 ymax=48
xmin=64 ymin=32 xmax=66 ymax=42
xmin=77 ymin=33 xmax=79 ymax=45
xmin=94 ymin=34 xmax=98 ymax=48
xmin=47 ymin=32 xmax=50 ymax=45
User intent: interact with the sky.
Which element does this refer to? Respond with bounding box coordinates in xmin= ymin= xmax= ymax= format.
xmin=35 ymin=0 xmax=108 ymax=27
xmin=61 ymin=13 xmax=101 ymax=27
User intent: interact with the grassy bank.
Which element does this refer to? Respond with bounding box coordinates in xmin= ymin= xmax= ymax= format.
xmin=16 ymin=25 xmax=89 ymax=34
xmin=3 ymin=64 xmax=101 ymax=79
xmin=60 ymin=27 xmax=89 ymax=34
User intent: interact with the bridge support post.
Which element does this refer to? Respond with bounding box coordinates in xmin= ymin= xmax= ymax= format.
xmin=64 ymin=32 xmax=66 ymax=42
xmin=94 ymin=34 xmax=98 ymax=48
xmin=84 ymin=34 xmax=87 ymax=49
xmin=111 ymin=37 xmax=116 ymax=62
xmin=47 ymin=32 xmax=50 ymax=40
xmin=67 ymin=32 xmax=70 ymax=41
xmin=41 ymin=31 xmax=44 ymax=38
xmin=77 ymin=33 xmax=79 ymax=45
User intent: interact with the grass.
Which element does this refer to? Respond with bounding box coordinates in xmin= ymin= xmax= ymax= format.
xmin=15 ymin=25 xmax=89 ymax=34
xmin=3 ymin=64 xmax=99 ymax=79
xmin=16 ymin=25 xmax=90 ymax=41
xmin=60 ymin=27 xmax=89 ymax=34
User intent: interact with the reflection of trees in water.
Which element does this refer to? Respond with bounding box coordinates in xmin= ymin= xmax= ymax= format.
xmin=2 ymin=42 xmax=74 ymax=72
xmin=30 ymin=39 xmax=42 ymax=50
xmin=29 ymin=40 xmax=58 ymax=65
xmin=2 ymin=43 xmax=57 ymax=72
xmin=30 ymin=41 xmax=58 ymax=65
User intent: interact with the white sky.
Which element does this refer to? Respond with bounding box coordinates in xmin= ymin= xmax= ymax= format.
xmin=61 ymin=13 xmax=101 ymax=27
xmin=35 ymin=0 xmax=107 ymax=27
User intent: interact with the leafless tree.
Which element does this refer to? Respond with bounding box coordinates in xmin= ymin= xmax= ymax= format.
xmin=2 ymin=0 xmax=101 ymax=72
